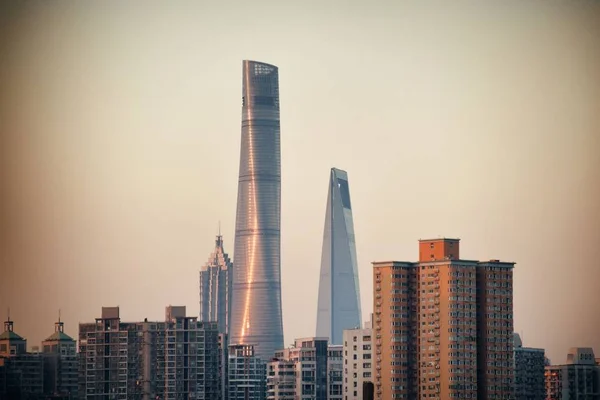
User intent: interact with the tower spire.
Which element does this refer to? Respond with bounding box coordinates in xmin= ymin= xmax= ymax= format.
xmin=4 ymin=308 xmax=13 ymax=332
xmin=55 ymin=309 xmax=65 ymax=333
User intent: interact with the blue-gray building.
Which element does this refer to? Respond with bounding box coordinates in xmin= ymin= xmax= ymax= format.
xmin=199 ymin=233 xmax=233 ymax=335
xmin=316 ymin=168 xmax=363 ymax=345
xmin=230 ymin=60 xmax=283 ymax=361
xmin=228 ymin=344 xmax=266 ymax=400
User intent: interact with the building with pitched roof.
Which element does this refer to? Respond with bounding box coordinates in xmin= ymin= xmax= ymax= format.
xmin=0 ymin=316 xmax=44 ymax=398
xmin=42 ymin=314 xmax=78 ymax=399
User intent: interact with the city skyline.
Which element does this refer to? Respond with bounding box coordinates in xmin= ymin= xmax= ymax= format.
xmin=0 ymin=0 xmax=599 ymax=366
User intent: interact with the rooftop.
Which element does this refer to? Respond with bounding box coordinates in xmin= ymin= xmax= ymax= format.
xmin=418 ymin=237 xmax=461 ymax=242
xmin=0 ymin=330 xmax=24 ymax=341
xmin=43 ymin=330 xmax=74 ymax=342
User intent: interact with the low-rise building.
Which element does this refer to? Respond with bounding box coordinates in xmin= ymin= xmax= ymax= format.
xmin=513 ymin=333 xmax=545 ymax=400
xmin=545 ymin=347 xmax=600 ymax=400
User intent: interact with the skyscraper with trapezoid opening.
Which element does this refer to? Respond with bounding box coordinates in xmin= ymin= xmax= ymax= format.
xmin=230 ymin=60 xmax=283 ymax=361
xmin=316 ymin=168 xmax=363 ymax=345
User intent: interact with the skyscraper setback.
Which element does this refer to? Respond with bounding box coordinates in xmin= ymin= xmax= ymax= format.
xmin=230 ymin=60 xmax=283 ymax=361
xmin=316 ymin=168 xmax=362 ymax=345
xmin=199 ymin=233 xmax=233 ymax=335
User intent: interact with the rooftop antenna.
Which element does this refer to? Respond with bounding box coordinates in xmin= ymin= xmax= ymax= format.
xmin=218 ymin=220 xmax=221 ymax=237
xmin=58 ymin=309 xmax=61 ymax=323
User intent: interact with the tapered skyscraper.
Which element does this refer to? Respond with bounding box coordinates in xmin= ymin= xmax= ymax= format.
xmin=199 ymin=233 xmax=233 ymax=335
xmin=316 ymin=168 xmax=362 ymax=345
xmin=230 ymin=60 xmax=283 ymax=361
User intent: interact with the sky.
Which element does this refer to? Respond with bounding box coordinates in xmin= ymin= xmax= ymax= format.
xmin=0 ymin=0 xmax=599 ymax=364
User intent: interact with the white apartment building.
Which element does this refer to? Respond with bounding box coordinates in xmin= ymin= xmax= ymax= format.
xmin=342 ymin=325 xmax=373 ymax=400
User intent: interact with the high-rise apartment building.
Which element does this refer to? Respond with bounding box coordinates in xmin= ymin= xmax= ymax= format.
xmin=230 ymin=60 xmax=283 ymax=361
xmin=218 ymin=333 xmax=228 ymax=400
xmin=514 ymin=333 xmax=545 ymax=400
xmin=328 ymin=345 xmax=344 ymax=400
xmin=342 ymin=326 xmax=373 ymax=400
xmin=545 ymin=347 xmax=600 ymax=399
xmin=42 ymin=316 xmax=78 ymax=399
xmin=266 ymin=338 xmax=330 ymax=400
xmin=200 ymin=233 xmax=233 ymax=335
xmin=372 ymin=238 xmax=515 ymax=400
xmin=266 ymin=356 xmax=295 ymax=399
xmin=373 ymin=260 xmax=419 ymax=399
xmin=228 ymin=344 xmax=267 ymax=400
xmin=78 ymin=306 xmax=220 ymax=400
xmin=0 ymin=318 xmax=44 ymax=399
xmin=316 ymin=168 xmax=362 ymax=345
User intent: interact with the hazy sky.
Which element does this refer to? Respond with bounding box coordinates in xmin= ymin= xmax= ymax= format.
xmin=0 ymin=0 xmax=599 ymax=364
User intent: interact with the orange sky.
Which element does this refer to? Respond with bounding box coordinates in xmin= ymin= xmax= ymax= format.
xmin=0 ymin=0 xmax=599 ymax=363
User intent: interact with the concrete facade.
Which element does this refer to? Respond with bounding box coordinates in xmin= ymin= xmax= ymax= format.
xmin=514 ymin=333 xmax=545 ymax=400
xmin=372 ymin=238 xmax=515 ymax=400
xmin=342 ymin=326 xmax=373 ymax=400
xmin=78 ymin=306 xmax=220 ymax=400
xmin=228 ymin=344 xmax=266 ymax=400
xmin=266 ymin=338 xmax=335 ymax=400
xmin=545 ymin=348 xmax=600 ymax=400
xmin=0 ymin=318 xmax=44 ymax=399
xmin=42 ymin=317 xmax=78 ymax=399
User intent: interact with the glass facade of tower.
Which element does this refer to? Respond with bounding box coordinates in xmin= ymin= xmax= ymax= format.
xmin=316 ymin=168 xmax=363 ymax=345
xmin=230 ymin=60 xmax=283 ymax=361
xmin=199 ymin=234 xmax=233 ymax=335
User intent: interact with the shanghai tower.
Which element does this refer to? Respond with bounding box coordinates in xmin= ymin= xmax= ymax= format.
xmin=316 ymin=168 xmax=362 ymax=345
xmin=230 ymin=60 xmax=283 ymax=360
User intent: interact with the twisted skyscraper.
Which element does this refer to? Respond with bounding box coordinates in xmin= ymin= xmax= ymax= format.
xmin=230 ymin=60 xmax=283 ymax=360
xmin=316 ymin=168 xmax=362 ymax=345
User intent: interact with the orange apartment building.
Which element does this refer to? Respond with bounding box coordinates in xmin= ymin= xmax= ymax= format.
xmin=372 ymin=238 xmax=515 ymax=400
